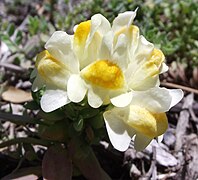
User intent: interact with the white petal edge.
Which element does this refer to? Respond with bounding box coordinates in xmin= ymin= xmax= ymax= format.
xmin=134 ymin=133 xmax=152 ymax=151
xmin=86 ymin=14 xmax=111 ymax=48
xmin=110 ymin=92 xmax=133 ymax=108
xmin=160 ymin=63 xmax=169 ymax=74
xmin=104 ymin=110 xmax=135 ymax=151
xmin=131 ymin=87 xmax=172 ymax=113
xmin=112 ymin=10 xmax=137 ymax=32
xmin=134 ymin=35 xmax=154 ymax=61
xmin=99 ymin=31 xmax=113 ymax=60
xmin=112 ymin=34 xmax=128 ymax=69
xmin=41 ymin=89 xmax=70 ymax=112
xmin=87 ymin=88 xmax=103 ymax=108
xmin=45 ymin=31 xmax=79 ymax=73
xmin=168 ymin=89 xmax=184 ymax=109
xmin=67 ymin=74 xmax=87 ymax=103
xmin=91 ymin=14 xmax=111 ymax=35
xmin=45 ymin=31 xmax=70 ymax=61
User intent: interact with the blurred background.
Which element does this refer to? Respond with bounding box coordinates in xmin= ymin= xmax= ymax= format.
xmin=0 ymin=0 xmax=198 ymax=179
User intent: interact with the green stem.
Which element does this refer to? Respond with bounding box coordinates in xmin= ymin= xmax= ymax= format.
xmin=0 ymin=137 xmax=52 ymax=149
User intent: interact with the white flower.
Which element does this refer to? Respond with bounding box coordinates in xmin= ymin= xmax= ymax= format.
xmin=32 ymin=9 xmax=169 ymax=111
xmin=67 ymin=10 xmax=167 ymax=108
xmin=31 ymin=31 xmax=78 ymax=112
xmin=103 ymin=87 xmax=183 ymax=151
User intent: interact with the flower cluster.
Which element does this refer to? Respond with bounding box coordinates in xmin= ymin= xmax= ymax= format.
xmin=31 ymin=9 xmax=183 ymax=151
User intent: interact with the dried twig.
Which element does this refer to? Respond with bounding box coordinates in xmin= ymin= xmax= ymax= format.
xmin=140 ymin=146 xmax=157 ymax=180
xmin=8 ymin=123 xmax=16 ymax=151
xmin=0 ymin=62 xmax=26 ymax=73
xmin=175 ymin=93 xmax=194 ymax=151
xmin=157 ymin=172 xmax=176 ymax=179
xmin=161 ymin=82 xmax=198 ymax=94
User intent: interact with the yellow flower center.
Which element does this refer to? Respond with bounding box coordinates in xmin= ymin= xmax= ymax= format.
xmin=81 ymin=60 xmax=124 ymax=89
xmin=125 ymin=105 xmax=168 ymax=138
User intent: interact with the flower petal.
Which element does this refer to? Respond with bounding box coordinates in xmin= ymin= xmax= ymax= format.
xmin=168 ymin=89 xmax=184 ymax=108
xmin=89 ymin=14 xmax=111 ymax=40
xmin=112 ymin=34 xmax=128 ymax=69
xmin=131 ymin=87 xmax=172 ymax=113
xmin=67 ymin=74 xmax=87 ymax=103
xmin=99 ymin=31 xmax=113 ymax=60
xmin=126 ymin=36 xmax=158 ymax=90
xmin=134 ymin=133 xmax=152 ymax=151
xmin=112 ymin=10 xmax=137 ymax=32
xmin=74 ymin=15 xmax=110 ymax=69
xmin=36 ymin=50 xmax=70 ymax=90
xmin=87 ymin=88 xmax=103 ymax=108
xmin=45 ymin=31 xmax=79 ymax=73
xmin=134 ymin=35 xmax=154 ymax=61
xmin=83 ymin=14 xmax=111 ymax=67
xmin=104 ymin=108 xmax=135 ymax=151
xmin=160 ymin=63 xmax=169 ymax=74
xmin=41 ymin=89 xmax=70 ymax=112
xmin=110 ymin=92 xmax=133 ymax=108
xmin=125 ymin=105 xmax=168 ymax=138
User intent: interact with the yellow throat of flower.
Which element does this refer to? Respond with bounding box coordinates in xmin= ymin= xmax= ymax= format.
xmin=36 ymin=50 xmax=68 ymax=89
xmin=74 ymin=20 xmax=91 ymax=46
xmin=126 ymin=105 xmax=168 ymax=138
xmin=81 ymin=60 xmax=124 ymax=90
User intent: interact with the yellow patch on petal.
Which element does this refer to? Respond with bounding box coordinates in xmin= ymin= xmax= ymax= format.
xmin=36 ymin=50 xmax=68 ymax=89
xmin=139 ymin=49 xmax=164 ymax=78
xmin=128 ymin=49 xmax=165 ymax=90
xmin=74 ymin=20 xmax=91 ymax=46
xmin=115 ymin=25 xmax=139 ymax=38
xmin=114 ymin=25 xmax=139 ymax=45
xmin=152 ymin=113 xmax=168 ymax=136
xmin=143 ymin=61 xmax=160 ymax=77
xmin=81 ymin=60 xmax=124 ymax=89
xmin=125 ymin=105 xmax=168 ymax=138
xmin=149 ymin=48 xmax=165 ymax=68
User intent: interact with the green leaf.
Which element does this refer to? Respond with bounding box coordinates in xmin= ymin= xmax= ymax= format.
xmin=73 ymin=117 xmax=84 ymax=132
xmin=89 ymin=113 xmax=104 ymax=129
xmin=23 ymin=143 xmax=37 ymax=161
xmin=15 ymin=30 xmax=23 ymax=45
xmin=0 ymin=34 xmax=19 ymax=52
xmin=38 ymin=109 xmax=65 ymax=123
xmin=80 ymin=107 xmax=99 ymax=119
xmin=24 ymin=101 xmax=40 ymax=110
xmin=7 ymin=23 xmax=15 ymax=36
